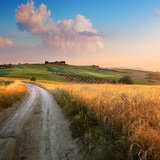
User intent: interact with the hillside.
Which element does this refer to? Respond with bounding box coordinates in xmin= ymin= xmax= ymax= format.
xmin=0 ymin=64 xmax=155 ymax=84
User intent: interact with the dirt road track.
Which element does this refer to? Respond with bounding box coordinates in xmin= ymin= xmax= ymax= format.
xmin=0 ymin=83 xmax=82 ymax=160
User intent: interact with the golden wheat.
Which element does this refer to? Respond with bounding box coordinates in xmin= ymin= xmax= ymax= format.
xmin=0 ymin=81 xmax=28 ymax=109
xmin=56 ymin=83 xmax=160 ymax=159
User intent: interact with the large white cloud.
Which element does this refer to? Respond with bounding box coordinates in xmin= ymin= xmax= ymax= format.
xmin=16 ymin=1 xmax=53 ymax=34
xmin=15 ymin=1 xmax=107 ymax=54
xmin=0 ymin=37 xmax=14 ymax=48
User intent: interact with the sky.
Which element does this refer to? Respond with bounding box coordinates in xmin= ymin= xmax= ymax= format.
xmin=0 ymin=0 xmax=160 ymax=71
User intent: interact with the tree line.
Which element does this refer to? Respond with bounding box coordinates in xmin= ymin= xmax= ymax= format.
xmin=146 ymin=72 xmax=160 ymax=81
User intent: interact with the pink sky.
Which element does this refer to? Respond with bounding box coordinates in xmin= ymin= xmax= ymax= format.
xmin=0 ymin=1 xmax=160 ymax=71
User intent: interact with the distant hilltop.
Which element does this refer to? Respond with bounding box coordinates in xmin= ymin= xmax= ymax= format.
xmin=0 ymin=63 xmax=15 ymax=69
xmin=45 ymin=61 xmax=66 ymax=64
xmin=0 ymin=61 xmax=66 ymax=68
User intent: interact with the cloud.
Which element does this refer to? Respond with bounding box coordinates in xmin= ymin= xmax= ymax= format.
xmin=15 ymin=1 xmax=53 ymax=34
xmin=9 ymin=34 xmax=17 ymax=39
xmin=0 ymin=37 xmax=14 ymax=48
xmin=154 ymin=10 xmax=160 ymax=17
xmin=79 ymin=31 xmax=107 ymax=37
xmin=15 ymin=1 xmax=107 ymax=54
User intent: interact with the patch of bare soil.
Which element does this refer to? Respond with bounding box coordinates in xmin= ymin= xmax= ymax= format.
xmin=0 ymin=83 xmax=83 ymax=160
xmin=52 ymin=74 xmax=69 ymax=82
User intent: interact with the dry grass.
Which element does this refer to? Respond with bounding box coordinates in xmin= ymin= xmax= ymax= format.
xmin=0 ymin=81 xmax=28 ymax=110
xmin=55 ymin=84 xmax=160 ymax=159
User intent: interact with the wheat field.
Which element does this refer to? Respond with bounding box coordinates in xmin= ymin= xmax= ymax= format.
xmin=0 ymin=81 xmax=28 ymax=109
xmin=56 ymin=83 xmax=160 ymax=159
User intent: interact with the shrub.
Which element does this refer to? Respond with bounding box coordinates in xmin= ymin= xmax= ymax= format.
xmin=118 ymin=76 xmax=134 ymax=84
xmin=31 ymin=76 xmax=36 ymax=81
xmin=111 ymin=79 xmax=117 ymax=84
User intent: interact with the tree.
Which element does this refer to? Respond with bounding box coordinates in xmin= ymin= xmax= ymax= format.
xmin=31 ymin=76 xmax=36 ymax=81
xmin=118 ymin=76 xmax=134 ymax=84
xmin=111 ymin=79 xmax=117 ymax=84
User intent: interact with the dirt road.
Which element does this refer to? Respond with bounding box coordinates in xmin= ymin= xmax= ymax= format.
xmin=0 ymin=83 xmax=82 ymax=160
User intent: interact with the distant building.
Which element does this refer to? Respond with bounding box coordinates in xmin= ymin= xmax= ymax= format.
xmin=60 ymin=61 xmax=65 ymax=64
xmin=91 ymin=65 xmax=99 ymax=68
xmin=45 ymin=61 xmax=66 ymax=64
xmin=55 ymin=61 xmax=59 ymax=64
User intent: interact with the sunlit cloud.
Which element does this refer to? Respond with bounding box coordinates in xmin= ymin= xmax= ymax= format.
xmin=79 ymin=31 xmax=107 ymax=37
xmin=15 ymin=1 xmax=107 ymax=54
xmin=15 ymin=1 xmax=52 ymax=34
xmin=0 ymin=37 xmax=14 ymax=48
xmin=154 ymin=10 xmax=160 ymax=17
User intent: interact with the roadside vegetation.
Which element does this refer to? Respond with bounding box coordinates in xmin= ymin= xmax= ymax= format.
xmin=0 ymin=81 xmax=28 ymax=110
xmin=52 ymin=83 xmax=160 ymax=160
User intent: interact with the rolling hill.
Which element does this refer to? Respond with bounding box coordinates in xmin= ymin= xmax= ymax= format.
xmin=0 ymin=64 xmax=155 ymax=85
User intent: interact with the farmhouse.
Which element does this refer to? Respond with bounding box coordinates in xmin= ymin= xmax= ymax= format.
xmin=45 ymin=61 xmax=66 ymax=64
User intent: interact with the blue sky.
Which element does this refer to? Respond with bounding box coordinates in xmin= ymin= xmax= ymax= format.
xmin=0 ymin=0 xmax=160 ymax=70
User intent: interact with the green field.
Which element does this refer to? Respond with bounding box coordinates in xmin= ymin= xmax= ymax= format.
xmin=0 ymin=64 xmax=153 ymax=84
